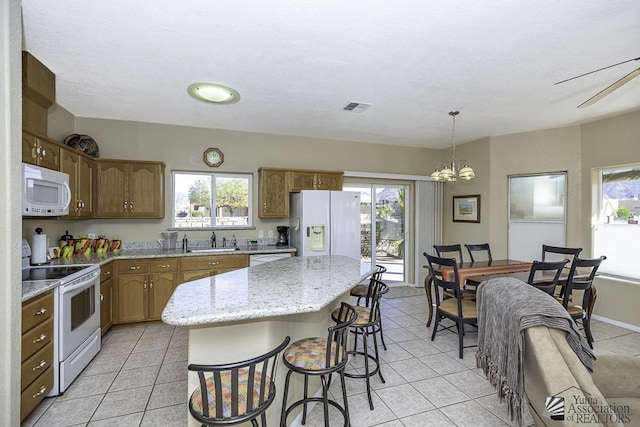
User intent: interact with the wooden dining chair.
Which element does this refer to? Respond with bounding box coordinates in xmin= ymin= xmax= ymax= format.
xmin=464 ymin=243 xmax=492 ymax=263
xmin=561 ymin=256 xmax=606 ymax=348
xmin=425 ymin=254 xmax=477 ymax=359
xmin=527 ymin=259 xmax=569 ymax=295
xmin=433 ymin=244 xmax=464 ymax=264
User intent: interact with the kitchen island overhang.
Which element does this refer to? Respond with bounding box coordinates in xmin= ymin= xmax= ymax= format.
xmin=161 ymin=255 xmax=373 ymax=426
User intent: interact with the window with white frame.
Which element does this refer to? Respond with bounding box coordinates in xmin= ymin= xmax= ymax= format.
xmin=172 ymin=171 xmax=253 ymax=229
xmin=594 ymin=165 xmax=640 ymax=280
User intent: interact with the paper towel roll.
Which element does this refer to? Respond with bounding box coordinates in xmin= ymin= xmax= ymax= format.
xmin=31 ymin=234 xmax=48 ymax=265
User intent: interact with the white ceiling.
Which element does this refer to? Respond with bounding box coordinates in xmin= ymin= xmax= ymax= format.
xmin=21 ymin=0 xmax=640 ymax=149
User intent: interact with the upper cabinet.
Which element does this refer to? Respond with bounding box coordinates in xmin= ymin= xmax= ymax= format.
xmin=258 ymin=167 xmax=344 ymax=218
xmin=96 ymin=160 xmax=165 ymax=218
xmin=289 ymin=170 xmax=343 ymax=192
xmin=258 ymin=168 xmax=290 ymax=218
xmin=22 ymin=131 xmax=60 ymax=170
xmin=60 ymin=148 xmax=94 ymax=218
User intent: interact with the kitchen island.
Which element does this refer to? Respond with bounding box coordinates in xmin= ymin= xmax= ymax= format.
xmin=162 ymin=255 xmax=372 ymax=426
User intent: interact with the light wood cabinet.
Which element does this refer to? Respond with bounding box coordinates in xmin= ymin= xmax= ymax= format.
xmin=179 ymin=254 xmax=249 ymax=283
xmin=22 ymin=130 xmax=60 ymax=169
xmin=60 ymin=148 xmax=94 ymax=218
xmin=258 ymin=167 xmax=344 ymax=218
xmin=21 ymin=291 xmax=54 ymax=422
xmin=100 ymin=261 xmax=114 ymax=335
xmin=96 ymin=160 xmax=165 ymax=218
xmin=289 ymin=169 xmax=343 ymax=191
xmin=115 ymin=258 xmax=178 ymax=324
xmin=258 ymin=168 xmax=289 ymax=218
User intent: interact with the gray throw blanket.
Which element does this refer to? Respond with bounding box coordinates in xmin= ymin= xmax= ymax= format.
xmin=475 ymin=277 xmax=595 ymax=426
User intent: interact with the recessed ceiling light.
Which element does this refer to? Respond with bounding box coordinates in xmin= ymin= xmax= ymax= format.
xmin=187 ymin=83 xmax=240 ymax=105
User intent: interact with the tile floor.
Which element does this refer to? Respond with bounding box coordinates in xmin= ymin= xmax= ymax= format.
xmin=22 ymin=286 xmax=640 ymax=427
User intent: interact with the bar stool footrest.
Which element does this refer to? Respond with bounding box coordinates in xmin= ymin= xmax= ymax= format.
xmin=344 ymin=350 xmax=381 ymax=379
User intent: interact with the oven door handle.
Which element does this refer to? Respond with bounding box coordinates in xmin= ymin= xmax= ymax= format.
xmin=58 ymin=272 xmax=99 ymax=295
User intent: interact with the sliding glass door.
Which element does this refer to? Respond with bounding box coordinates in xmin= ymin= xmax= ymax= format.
xmin=345 ymin=184 xmax=407 ymax=283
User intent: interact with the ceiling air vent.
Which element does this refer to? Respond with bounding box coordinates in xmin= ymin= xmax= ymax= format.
xmin=343 ymin=102 xmax=371 ymax=113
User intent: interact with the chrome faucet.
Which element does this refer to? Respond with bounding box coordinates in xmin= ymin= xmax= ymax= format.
xmin=211 ymin=231 xmax=217 ymax=248
xmin=231 ymin=234 xmax=237 ymax=248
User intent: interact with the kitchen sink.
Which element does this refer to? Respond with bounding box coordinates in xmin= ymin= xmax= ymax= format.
xmin=187 ymin=247 xmax=240 ymax=254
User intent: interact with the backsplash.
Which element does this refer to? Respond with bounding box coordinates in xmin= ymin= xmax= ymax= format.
xmin=122 ymin=238 xmax=277 ymax=250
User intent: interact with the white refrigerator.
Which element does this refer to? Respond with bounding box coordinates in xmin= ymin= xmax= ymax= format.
xmin=290 ymin=190 xmax=361 ymax=260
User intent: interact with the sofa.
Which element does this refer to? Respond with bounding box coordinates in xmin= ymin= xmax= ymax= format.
xmin=476 ymin=277 xmax=640 ymax=427
xmin=524 ymin=325 xmax=640 ymax=427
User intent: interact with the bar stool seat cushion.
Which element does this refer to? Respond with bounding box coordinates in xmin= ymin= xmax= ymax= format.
xmin=332 ymin=306 xmax=372 ymax=326
xmin=283 ymin=337 xmax=341 ymax=371
xmin=350 ymin=284 xmax=368 ymax=298
xmin=189 ymin=368 xmax=268 ymax=419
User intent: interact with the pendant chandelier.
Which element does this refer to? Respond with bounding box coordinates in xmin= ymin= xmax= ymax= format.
xmin=430 ymin=111 xmax=476 ymax=182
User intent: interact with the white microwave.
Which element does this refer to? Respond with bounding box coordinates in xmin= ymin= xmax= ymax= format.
xmin=22 ymin=163 xmax=71 ymax=216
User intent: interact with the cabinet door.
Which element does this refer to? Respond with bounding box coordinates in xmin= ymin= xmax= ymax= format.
xmin=37 ymin=138 xmax=61 ymax=170
xmin=100 ymin=277 xmax=113 ymax=335
xmin=117 ymin=274 xmax=148 ymax=323
xmin=96 ymin=161 xmax=127 ymax=217
xmin=22 ymin=132 xmax=60 ymax=169
xmin=128 ymin=162 xmax=164 ymax=218
xmin=60 ymin=149 xmax=80 ymax=217
xmin=77 ymin=156 xmax=94 ymax=218
xmin=22 ymin=132 xmax=39 ymax=165
xmin=259 ymin=168 xmax=289 ymax=218
xmin=149 ymin=273 xmax=176 ymax=320
xmin=289 ymin=171 xmax=316 ymax=192
xmin=316 ymin=172 xmax=343 ymax=190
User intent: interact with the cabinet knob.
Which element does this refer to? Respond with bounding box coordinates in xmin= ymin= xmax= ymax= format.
xmin=149 ymin=281 xmax=153 ymax=289
xmin=158 ymin=264 xmax=170 ymax=269
xmin=208 ymin=262 xmax=219 ymax=266
xmin=32 ymin=386 xmax=47 ymax=398
xmin=143 ymin=281 xmax=147 ymax=290
xmin=129 ymin=266 xmax=140 ymax=270
xmin=41 ymin=148 xmax=46 ymax=157
xmin=123 ymin=201 xmax=128 ymax=211
xmin=32 ymin=334 xmax=47 ymax=343
xmin=32 ymin=360 xmax=47 ymax=371
xmin=104 ymin=271 xmax=111 ymax=276
xmin=33 ymin=308 xmax=47 ymax=316
xmin=100 ymin=293 xmax=104 ymax=302
xmin=31 ymin=146 xmax=38 ymax=159
xmin=263 ymin=202 xmax=267 ymax=210
xmin=129 ymin=202 xmax=134 ymax=212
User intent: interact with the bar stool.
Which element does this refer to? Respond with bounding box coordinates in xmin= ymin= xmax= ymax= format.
xmin=349 ymin=265 xmax=389 ymax=351
xmin=334 ymin=278 xmax=388 ymax=410
xmin=280 ymin=302 xmax=357 ymax=427
xmin=188 ymin=336 xmax=290 ymax=427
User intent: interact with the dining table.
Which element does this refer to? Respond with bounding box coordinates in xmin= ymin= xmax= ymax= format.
xmin=423 ymin=259 xmax=532 ymax=327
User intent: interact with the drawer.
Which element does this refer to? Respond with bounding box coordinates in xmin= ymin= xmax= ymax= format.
xmin=22 ymin=317 xmax=53 ymax=362
xmin=100 ymin=261 xmax=114 ymax=282
xmin=117 ymin=259 xmax=150 ymax=275
xmin=149 ymin=258 xmax=178 ymax=273
xmin=180 ymin=254 xmax=249 ymax=271
xmin=21 ymin=341 xmax=53 ymax=391
xmin=22 ymin=291 xmax=54 ymax=334
xmin=21 ymin=366 xmax=53 ymax=422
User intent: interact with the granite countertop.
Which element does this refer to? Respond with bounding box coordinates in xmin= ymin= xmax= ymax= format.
xmin=22 ymin=245 xmax=296 ymax=302
xmin=162 ymin=255 xmax=372 ymax=326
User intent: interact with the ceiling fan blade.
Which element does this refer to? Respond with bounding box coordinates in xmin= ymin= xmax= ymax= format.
xmin=555 ymin=56 xmax=640 ymax=85
xmin=578 ymin=67 xmax=640 ymax=108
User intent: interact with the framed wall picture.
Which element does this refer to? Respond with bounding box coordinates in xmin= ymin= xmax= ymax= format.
xmin=453 ymin=195 xmax=481 ymax=223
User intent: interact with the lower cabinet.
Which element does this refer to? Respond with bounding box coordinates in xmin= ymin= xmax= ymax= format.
xmin=21 ymin=291 xmax=54 ymax=422
xmin=115 ymin=258 xmax=178 ymax=324
xmin=100 ymin=261 xmax=114 ymax=335
xmin=179 ymin=254 xmax=249 ymax=283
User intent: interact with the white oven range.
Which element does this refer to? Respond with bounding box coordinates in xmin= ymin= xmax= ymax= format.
xmin=22 ymin=241 xmax=101 ymax=396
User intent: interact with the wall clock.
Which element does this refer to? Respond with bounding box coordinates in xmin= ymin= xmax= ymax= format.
xmin=203 ymin=147 xmax=224 ymax=167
